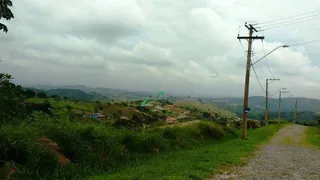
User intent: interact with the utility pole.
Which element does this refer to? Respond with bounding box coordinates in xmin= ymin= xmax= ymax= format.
xmin=294 ymin=99 xmax=299 ymax=123
xmin=265 ymin=78 xmax=280 ymax=126
xmin=237 ymin=23 xmax=264 ymax=139
xmin=278 ymin=90 xmax=289 ymax=124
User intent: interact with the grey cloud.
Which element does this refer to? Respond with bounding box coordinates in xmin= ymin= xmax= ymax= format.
xmin=0 ymin=0 xmax=320 ymax=98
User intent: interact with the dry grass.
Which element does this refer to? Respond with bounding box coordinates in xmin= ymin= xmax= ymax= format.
xmin=174 ymin=100 xmax=237 ymax=118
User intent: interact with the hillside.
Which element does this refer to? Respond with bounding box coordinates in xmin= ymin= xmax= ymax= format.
xmin=29 ymin=84 xmax=152 ymax=101
xmin=175 ymin=98 xmax=237 ymax=118
xmin=24 ymin=87 xmax=109 ymax=102
xmin=201 ymin=96 xmax=320 ymax=113
xmin=1 ymin=73 xmax=316 ymax=180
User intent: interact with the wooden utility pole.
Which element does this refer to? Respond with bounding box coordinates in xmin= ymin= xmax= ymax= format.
xmin=278 ymin=90 xmax=289 ymax=123
xmin=265 ymin=78 xmax=280 ymax=126
xmin=237 ymin=23 xmax=264 ymax=139
xmin=294 ymin=99 xmax=299 ymax=123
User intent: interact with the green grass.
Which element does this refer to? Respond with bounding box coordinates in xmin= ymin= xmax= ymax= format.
xmin=27 ymin=97 xmax=95 ymax=112
xmin=0 ymin=120 xmax=239 ymax=180
xmin=305 ymin=126 xmax=320 ymax=148
xmin=89 ymin=124 xmax=284 ymax=180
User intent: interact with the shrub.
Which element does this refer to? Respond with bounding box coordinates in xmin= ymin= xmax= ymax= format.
xmin=0 ymin=109 xmax=237 ymax=180
xmin=231 ymin=120 xmax=242 ymax=129
xmin=247 ymin=119 xmax=260 ymax=129
xmin=197 ymin=122 xmax=225 ymax=140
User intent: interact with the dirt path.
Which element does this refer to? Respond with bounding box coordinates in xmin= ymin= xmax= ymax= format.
xmin=211 ymin=124 xmax=320 ymax=180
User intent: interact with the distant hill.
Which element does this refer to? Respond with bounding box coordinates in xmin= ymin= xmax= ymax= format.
xmin=199 ymin=96 xmax=320 ymax=113
xmin=45 ymin=89 xmax=96 ymax=101
xmin=24 ymin=87 xmax=109 ymax=102
xmin=197 ymin=96 xmax=320 ymax=122
xmin=175 ymin=98 xmax=237 ymax=118
xmin=26 ymin=85 xmax=320 ymax=113
xmin=29 ymin=85 xmax=154 ymax=101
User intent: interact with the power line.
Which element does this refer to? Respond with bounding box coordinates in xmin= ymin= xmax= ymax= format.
xmin=239 ymin=41 xmax=265 ymax=92
xmin=252 ymin=47 xmax=267 ymax=78
xmin=261 ymin=41 xmax=275 ymax=78
xmin=259 ymin=16 xmax=320 ymax=31
xmin=252 ymin=64 xmax=266 ymax=92
xmin=253 ymin=50 xmax=267 ymax=78
xmin=290 ymin=39 xmax=320 ymax=47
xmin=253 ymin=10 xmax=320 ymax=25
xmin=257 ymin=13 xmax=320 ymax=28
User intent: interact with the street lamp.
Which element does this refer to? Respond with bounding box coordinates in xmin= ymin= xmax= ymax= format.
xmin=270 ymin=87 xmax=286 ymax=97
xmin=251 ymin=45 xmax=290 ymax=67
xmin=241 ymin=44 xmax=289 ymax=139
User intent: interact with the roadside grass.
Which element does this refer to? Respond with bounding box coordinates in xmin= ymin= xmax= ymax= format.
xmin=90 ymin=124 xmax=284 ymax=180
xmin=304 ymin=126 xmax=320 ymax=148
xmin=0 ymin=120 xmax=238 ymax=180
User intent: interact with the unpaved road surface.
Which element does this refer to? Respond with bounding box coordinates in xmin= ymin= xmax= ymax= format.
xmin=211 ymin=124 xmax=320 ymax=180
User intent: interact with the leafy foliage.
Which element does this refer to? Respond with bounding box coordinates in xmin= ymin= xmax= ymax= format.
xmin=0 ymin=0 xmax=14 ymax=33
xmin=0 ymin=73 xmax=25 ymax=123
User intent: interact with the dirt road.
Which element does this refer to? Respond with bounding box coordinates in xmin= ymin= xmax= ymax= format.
xmin=211 ymin=124 xmax=320 ymax=180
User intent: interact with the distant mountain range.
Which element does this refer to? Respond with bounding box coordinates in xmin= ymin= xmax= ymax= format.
xmin=26 ymin=84 xmax=161 ymax=101
xmin=200 ymin=96 xmax=320 ymax=113
xmin=26 ymin=85 xmax=320 ymax=113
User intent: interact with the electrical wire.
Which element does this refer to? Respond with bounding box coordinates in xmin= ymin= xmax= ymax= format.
xmin=261 ymin=41 xmax=275 ymax=78
xmin=253 ymin=50 xmax=267 ymax=78
xmin=257 ymin=13 xmax=320 ymax=28
xmin=260 ymin=16 xmax=320 ymax=31
xmin=290 ymin=39 xmax=320 ymax=47
xmin=251 ymin=63 xmax=266 ymax=92
xmin=253 ymin=10 xmax=320 ymax=25
xmin=239 ymin=41 xmax=266 ymax=93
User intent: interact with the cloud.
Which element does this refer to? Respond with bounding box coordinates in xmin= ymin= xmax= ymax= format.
xmin=0 ymin=0 xmax=320 ymax=98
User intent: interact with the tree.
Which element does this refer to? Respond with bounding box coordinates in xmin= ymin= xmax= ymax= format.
xmin=50 ymin=94 xmax=61 ymax=100
xmin=37 ymin=92 xmax=48 ymax=98
xmin=316 ymin=114 xmax=320 ymax=125
xmin=0 ymin=73 xmax=25 ymax=123
xmin=24 ymin=89 xmax=36 ymax=98
xmin=0 ymin=0 xmax=14 ymax=33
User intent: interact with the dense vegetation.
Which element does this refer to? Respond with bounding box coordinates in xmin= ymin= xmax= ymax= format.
xmin=90 ymin=124 xmax=286 ymax=180
xmin=0 ymin=73 xmax=239 ymax=179
xmin=0 ymin=72 xmax=315 ymax=179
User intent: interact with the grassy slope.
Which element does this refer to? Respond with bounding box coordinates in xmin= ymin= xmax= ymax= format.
xmin=305 ymin=126 xmax=320 ymax=148
xmin=174 ymin=100 xmax=237 ymax=118
xmin=90 ymin=124 xmax=284 ymax=180
xmin=27 ymin=97 xmax=95 ymax=112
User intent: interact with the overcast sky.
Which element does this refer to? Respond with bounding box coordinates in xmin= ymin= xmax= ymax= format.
xmin=0 ymin=0 xmax=320 ymax=98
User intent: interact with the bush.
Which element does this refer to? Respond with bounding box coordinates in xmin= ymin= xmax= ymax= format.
xmin=247 ymin=119 xmax=260 ymax=129
xmin=36 ymin=92 xmax=48 ymax=98
xmin=231 ymin=120 xmax=242 ymax=129
xmin=0 ymin=109 xmax=236 ymax=180
xmin=197 ymin=122 xmax=225 ymax=140
xmin=260 ymin=120 xmax=266 ymax=126
xmin=25 ymin=101 xmax=52 ymax=116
